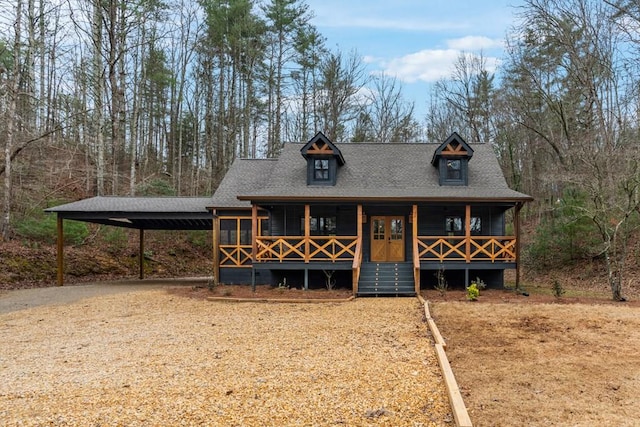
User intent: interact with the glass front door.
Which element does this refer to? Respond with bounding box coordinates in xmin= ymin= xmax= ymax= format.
xmin=370 ymin=216 xmax=405 ymax=262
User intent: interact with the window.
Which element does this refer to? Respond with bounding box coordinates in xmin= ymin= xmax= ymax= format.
xmin=446 ymin=159 xmax=461 ymax=180
xmin=314 ymin=159 xmax=329 ymax=180
xmin=445 ymin=216 xmax=463 ymax=232
xmin=445 ymin=216 xmax=482 ymax=233
xmin=470 ymin=217 xmax=481 ymax=233
xmin=301 ymin=216 xmax=337 ymax=235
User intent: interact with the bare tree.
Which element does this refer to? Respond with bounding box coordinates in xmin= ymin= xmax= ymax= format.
xmin=505 ymin=0 xmax=639 ymax=300
xmin=357 ymin=73 xmax=419 ymax=142
xmin=1 ymin=0 xmax=23 ymax=240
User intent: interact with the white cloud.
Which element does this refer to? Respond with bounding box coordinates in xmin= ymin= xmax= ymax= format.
xmin=382 ymin=49 xmax=461 ymax=83
xmin=446 ymin=36 xmax=503 ymax=50
xmin=380 ymin=49 xmax=501 ymax=84
xmin=362 ymin=55 xmax=379 ymax=64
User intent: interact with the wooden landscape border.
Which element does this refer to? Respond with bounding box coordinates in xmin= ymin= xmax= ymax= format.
xmin=418 ymin=294 xmax=473 ymax=427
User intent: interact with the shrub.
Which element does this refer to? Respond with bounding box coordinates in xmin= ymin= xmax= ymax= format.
xmin=472 ymin=276 xmax=487 ymax=290
xmin=433 ymin=267 xmax=448 ymax=296
xmin=466 ymin=283 xmax=480 ymax=301
xmin=552 ymin=279 xmax=565 ymax=298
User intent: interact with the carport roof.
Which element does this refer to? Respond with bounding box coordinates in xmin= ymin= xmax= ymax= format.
xmin=44 ymin=196 xmax=214 ymax=230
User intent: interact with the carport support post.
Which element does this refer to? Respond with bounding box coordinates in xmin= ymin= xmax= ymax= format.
xmin=56 ymin=215 xmax=64 ymax=286
xmin=139 ymin=228 xmax=145 ymax=280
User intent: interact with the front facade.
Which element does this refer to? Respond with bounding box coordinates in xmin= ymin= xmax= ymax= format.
xmin=210 ymin=132 xmax=532 ymax=296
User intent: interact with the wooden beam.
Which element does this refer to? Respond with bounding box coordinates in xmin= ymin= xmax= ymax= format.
xmin=357 ymin=205 xmax=363 ymax=241
xmin=139 ymin=228 xmax=145 ymax=280
xmin=251 ymin=204 xmax=258 ymax=263
xmin=304 ymin=204 xmax=310 ymax=263
xmin=413 ymin=204 xmax=419 ymax=294
xmin=56 ymin=216 xmax=64 ymax=286
xmin=465 ymin=205 xmax=471 ymax=263
xmin=212 ymin=213 xmax=219 ymax=285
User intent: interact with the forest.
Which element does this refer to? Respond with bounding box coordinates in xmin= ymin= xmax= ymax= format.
xmin=1 ymin=0 xmax=640 ymax=300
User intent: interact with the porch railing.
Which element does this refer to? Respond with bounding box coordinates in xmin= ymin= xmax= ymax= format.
xmin=256 ymin=236 xmax=358 ymax=262
xmin=220 ymin=244 xmax=252 ymax=267
xmin=416 ymin=236 xmax=516 ymax=262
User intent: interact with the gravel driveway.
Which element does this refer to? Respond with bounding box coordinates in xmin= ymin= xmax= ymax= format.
xmin=0 ymin=284 xmax=451 ymax=426
xmin=0 ymin=277 xmax=209 ymax=315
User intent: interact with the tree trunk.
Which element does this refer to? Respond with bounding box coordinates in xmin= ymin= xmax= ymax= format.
xmin=2 ymin=0 xmax=23 ymax=241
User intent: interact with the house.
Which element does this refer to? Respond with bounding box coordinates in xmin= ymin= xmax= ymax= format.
xmin=210 ymin=131 xmax=533 ymax=296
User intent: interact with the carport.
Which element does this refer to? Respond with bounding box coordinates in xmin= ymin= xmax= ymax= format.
xmin=44 ymin=196 xmax=214 ymax=285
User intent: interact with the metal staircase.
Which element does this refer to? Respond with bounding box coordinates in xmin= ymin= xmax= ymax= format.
xmin=357 ymin=262 xmax=415 ymax=296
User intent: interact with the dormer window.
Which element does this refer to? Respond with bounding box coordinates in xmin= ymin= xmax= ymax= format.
xmin=431 ymin=132 xmax=474 ymax=186
xmin=446 ymin=159 xmax=462 ymax=180
xmin=314 ymin=159 xmax=330 ymax=180
xmin=300 ymin=132 xmax=345 ymax=186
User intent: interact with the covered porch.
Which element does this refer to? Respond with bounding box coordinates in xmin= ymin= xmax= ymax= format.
xmin=214 ymin=201 xmax=525 ymax=294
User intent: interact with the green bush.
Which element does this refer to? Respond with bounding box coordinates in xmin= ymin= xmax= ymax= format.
xmin=14 ymin=214 xmax=88 ymax=245
xmin=466 ymin=283 xmax=480 ymax=301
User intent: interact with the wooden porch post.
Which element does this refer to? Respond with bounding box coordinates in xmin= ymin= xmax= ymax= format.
xmin=352 ymin=204 xmax=363 ymax=295
xmin=139 ymin=228 xmax=145 ymax=279
xmin=252 ymin=204 xmax=258 ymax=291
xmin=465 ymin=204 xmax=471 ymax=263
xmin=212 ymin=211 xmax=219 ymax=285
xmin=56 ymin=216 xmax=64 ymax=286
xmin=304 ymin=204 xmax=310 ymax=263
xmin=412 ymin=204 xmax=419 ymax=294
xmin=515 ymin=203 xmax=523 ymax=290
xmin=357 ymin=204 xmax=363 ymax=243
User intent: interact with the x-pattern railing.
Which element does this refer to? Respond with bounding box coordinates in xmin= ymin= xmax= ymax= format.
xmin=219 ymin=245 xmax=252 ymax=266
xmin=256 ymin=236 xmax=357 ymax=262
xmin=417 ymin=236 xmax=516 ymax=262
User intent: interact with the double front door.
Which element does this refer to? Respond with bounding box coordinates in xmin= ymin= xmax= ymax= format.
xmin=371 ymin=216 xmax=405 ymax=262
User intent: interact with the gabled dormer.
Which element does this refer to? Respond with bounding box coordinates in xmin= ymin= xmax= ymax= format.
xmin=300 ymin=132 xmax=345 ymax=186
xmin=431 ymin=132 xmax=474 ymax=186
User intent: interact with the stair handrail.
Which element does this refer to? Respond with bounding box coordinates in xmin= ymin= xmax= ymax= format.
xmin=351 ymin=236 xmax=362 ymax=295
xmin=413 ymin=236 xmax=420 ymax=294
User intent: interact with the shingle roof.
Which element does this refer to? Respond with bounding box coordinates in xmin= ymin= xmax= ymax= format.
xmin=226 ymin=142 xmax=531 ymax=203
xmin=45 ymin=196 xmax=213 ymax=213
xmin=44 ymin=197 xmax=214 ymax=230
xmin=210 ymin=159 xmax=279 ymax=209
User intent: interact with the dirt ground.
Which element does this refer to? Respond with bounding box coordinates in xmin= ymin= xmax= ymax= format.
xmin=3 ymin=281 xmax=640 ymax=426
xmin=0 ymin=287 xmax=451 ymax=426
xmin=425 ymin=287 xmax=640 ymax=427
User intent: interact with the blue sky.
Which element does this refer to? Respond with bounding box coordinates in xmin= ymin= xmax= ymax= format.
xmin=304 ymin=0 xmax=522 ymax=119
